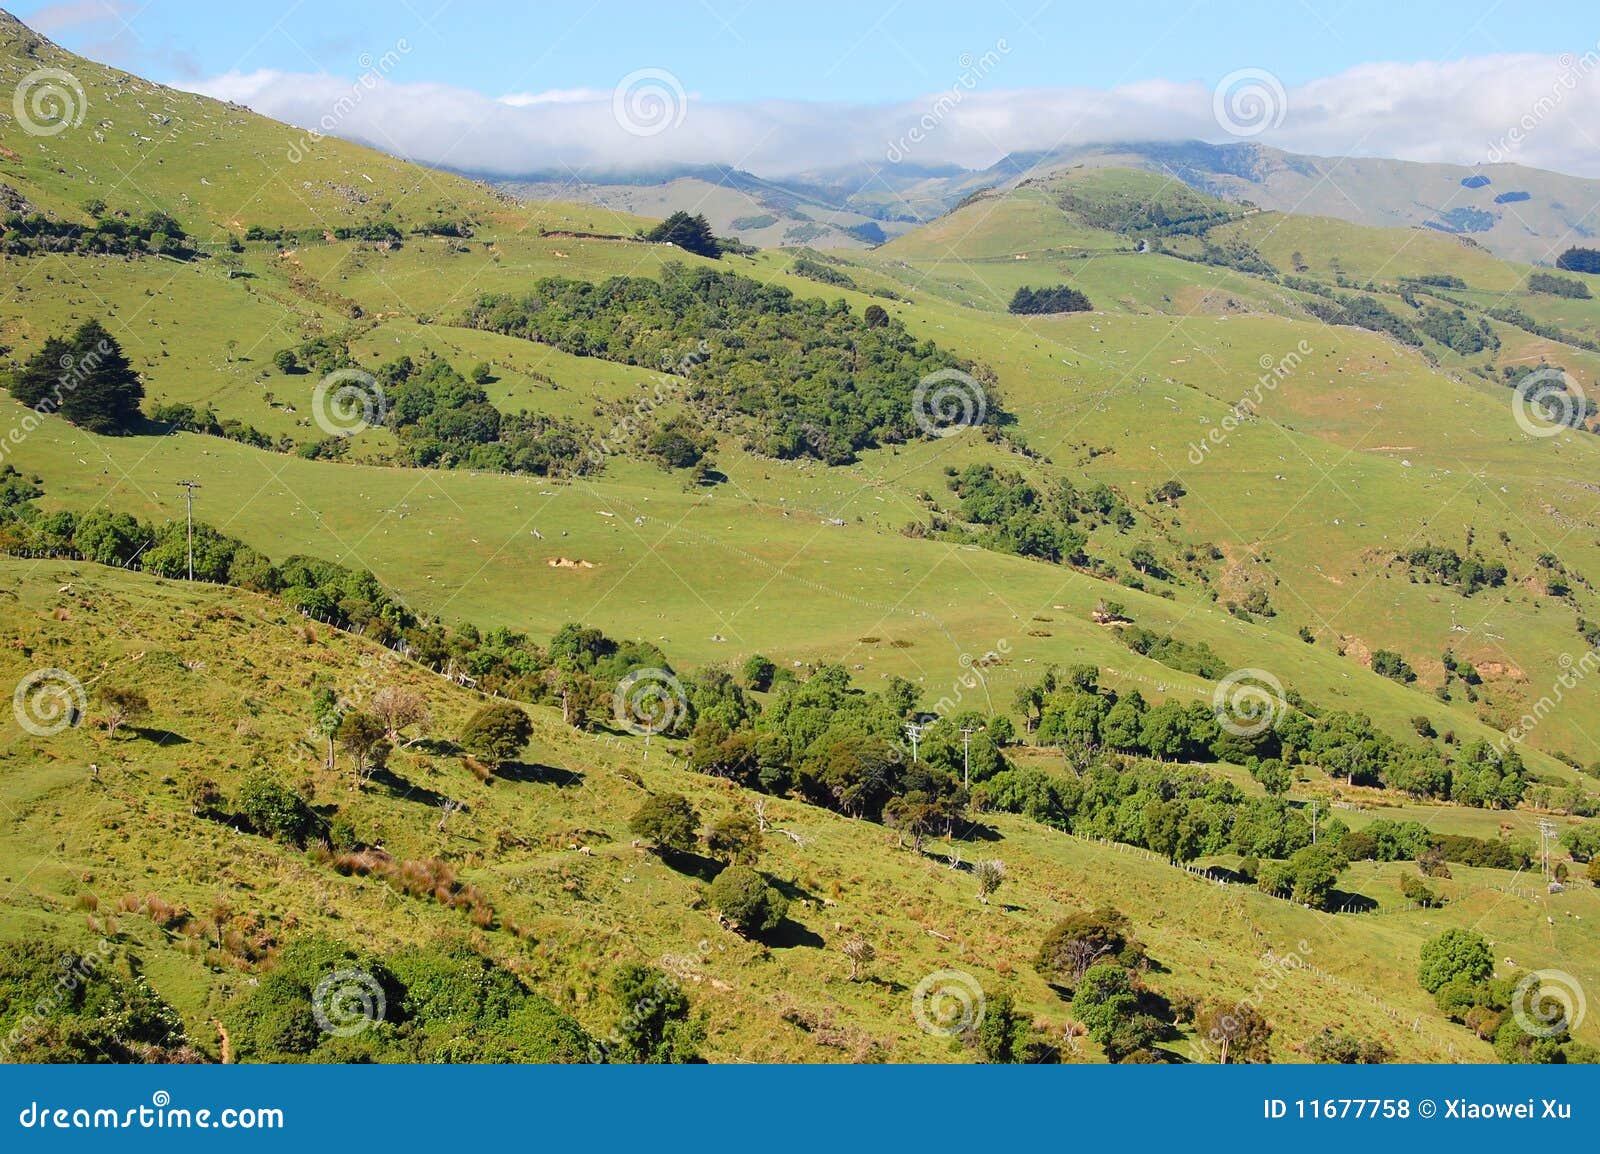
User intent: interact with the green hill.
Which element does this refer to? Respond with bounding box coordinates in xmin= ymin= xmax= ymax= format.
xmin=3 ymin=10 xmax=1600 ymax=1066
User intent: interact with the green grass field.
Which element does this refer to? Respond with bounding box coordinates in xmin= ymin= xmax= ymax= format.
xmin=5 ymin=12 xmax=1600 ymax=1064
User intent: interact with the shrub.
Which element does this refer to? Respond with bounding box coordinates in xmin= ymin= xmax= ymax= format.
xmin=235 ymin=775 xmax=317 ymax=845
xmin=629 ymin=794 xmax=701 ymax=854
xmin=706 ymin=865 xmax=789 ymax=935
xmin=1417 ymin=929 xmax=1493 ymax=994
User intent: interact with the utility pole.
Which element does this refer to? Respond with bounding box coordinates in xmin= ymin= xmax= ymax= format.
xmin=1539 ymin=821 xmax=1559 ymax=880
xmin=1310 ymin=800 xmax=1319 ymax=845
xmin=176 ymin=480 xmax=201 ymax=580
xmin=960 ymin=726 xmax=975 ymax=789
xmin=905 ymin=722 xmax=923 ymax=764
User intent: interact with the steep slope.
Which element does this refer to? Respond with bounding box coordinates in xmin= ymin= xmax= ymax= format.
xmin=8 ymin=555 xmax=1594 ymax=1063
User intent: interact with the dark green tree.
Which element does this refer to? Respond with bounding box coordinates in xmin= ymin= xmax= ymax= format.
xmin=457 ymin=702 xmax=533 ymax=768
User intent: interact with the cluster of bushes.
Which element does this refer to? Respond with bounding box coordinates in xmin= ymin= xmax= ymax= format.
xmin=933 ymin=464 xmax=1139 ymax=568
xmin=244 ymin=221 xmax=403 ymax=246
xmin=1116 ymin=626 xmax=1224 ymax=678
xmin=1400 ymin=274 xmax=1467 ymax=290
xmin=791 ymin=253 xmax=857 ymax=289
xmin=374 ymin=353 xmax=594 ymax=476
xmin=0 ymin=940 xmax=194 ymax=1063
xmin=0 ymin=208 xmax=192 ymax=258
xmin=1417 ymin=930 xmax=1598 ymax=1064
xmin=1486 ymin=304 xmax=1600 ymax=355
xmin=1528 ymin=272 xmax=1591 ymax=299
xmin=1555 ymin=247 xmax=1600 ymax=275
xmin=945 ymin=463 xmax=1088 ymax=563
xmin=1303 ymin=293 xmax=1422 ymax=346
xmin=1057 ymin=185 xmax=1234 ymax=238
xmin=1004 ymin=663 xmax=1527 ymax=808
xmin=149 ymin=402 xmax=280 ymax=451
xmin=226 ymin=937 xmax=680 ymax=1063
xmin=1338 ymin=818 xmax=1530 ymax=871
xmin=1402 ymin=545 xmax=1507 ymax=595
xmin=1414 ymin=306 xmax=1498 ymax=355
xmin=1008 ymin=285 xmax=1092 ymax=315
xmin=462 ymin=263 xmax=993 ymax=463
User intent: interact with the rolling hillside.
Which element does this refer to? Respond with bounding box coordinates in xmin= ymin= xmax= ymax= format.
xmin=3 ymin=9 xmax=1600 ymax=1065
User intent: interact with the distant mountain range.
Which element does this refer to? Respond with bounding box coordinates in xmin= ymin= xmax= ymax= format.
xmin=480 ymin=141 xmax=1600 ymax=263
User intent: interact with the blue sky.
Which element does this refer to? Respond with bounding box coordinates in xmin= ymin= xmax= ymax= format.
xmin=13 ymin=2 xmax=1600 ymax=177
xmin=16 ymin=0 xmax=1595 ymax=99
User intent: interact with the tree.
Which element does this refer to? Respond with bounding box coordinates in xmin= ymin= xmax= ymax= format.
xmin=706 ymin=812 xmax=763 ymax=864
xmin=1071 ymin=964 xmax=1160 ymax=1061
xmin=458 ymin=702 xmax=533 ymax=768
xmin=643 ymin=212 xmax=721 ymax=259
xmin=1417 ymin=928 xmax=1494 ymax=994
xmin=337 ymin=709 xmax=390 ymax=787
xmin=740 ymin=654 xmax=776 ymax=692
xmin=706 ymin=865 xmax=789 ymax=936
xmin=273 ymin=349 xmax=299 ymax=374
xmin=607 ymin=963 xmax=703 ymax=1063
xmin=235 ymin=775 xmax=316 ymax=845
xmin=1370 ymin=649 xmax=1416 ymax=683
xmin=97 ymin=686 xmax=148 ymax=738
xmin=863 ymin=303 xmax=889 ymax=328
xmin=1560 ymin=822 xmax=1600 ymax=862
xmin=13 ymin=321 xmax=144 ymax=434
xmin=975 ymin=858 xmax=1006 ymax=904
xmin=470 ymin=362 xmax=493 ymax=384
xmin=1556 ymin=246 xmax=1600 ymax=275
xmin=1036 ymin=908 xmax=1134 ymax=987
xmin=311 ymin=686 xmax=342 ymax=770
xmin=1259 ymin=844 xmax=1346 ymax=909
xmin=1400 ymin=872 xmax=1441 ymax=908
xmin=841 ymin=936 xmax=875 ymax=981
xmin=370 ymin=685 xmax=432 ymax=746
xmin=629 ymin=794 xmax=700 ymax=854
xmin=1197 ymin=1001 xmax=1272 ymax=1063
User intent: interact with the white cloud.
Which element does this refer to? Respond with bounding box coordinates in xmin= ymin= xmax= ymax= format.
xmin=180 ymin=51 xmax=1600 ymax=179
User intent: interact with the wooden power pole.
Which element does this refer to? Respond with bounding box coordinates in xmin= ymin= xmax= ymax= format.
xmin=176 ymin=480 xmax=201 ymax=579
